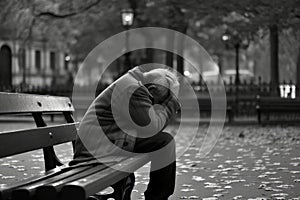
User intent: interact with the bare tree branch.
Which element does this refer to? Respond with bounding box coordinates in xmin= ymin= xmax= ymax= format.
xmin=0 ymin=0 xmax=15 ymax=24
xmin=34 ymin=0 xmax=101 ymax=18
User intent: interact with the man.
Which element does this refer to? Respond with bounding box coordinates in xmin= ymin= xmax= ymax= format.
xmin=70 ymin=66 xmax=180 ymax=200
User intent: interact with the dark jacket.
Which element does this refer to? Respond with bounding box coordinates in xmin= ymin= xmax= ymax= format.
xmin=70 ymin=67 xmax=180 ymax=165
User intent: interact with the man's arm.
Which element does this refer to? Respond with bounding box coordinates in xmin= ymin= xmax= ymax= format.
xmin=127 ymin=86 xmax=180 ymax=137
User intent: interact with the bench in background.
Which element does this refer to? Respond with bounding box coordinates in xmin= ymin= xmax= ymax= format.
xmin=181 ymin=96 xmax=234 ymax=123
xmin=256 ymin=95 xmax=300 ymax=124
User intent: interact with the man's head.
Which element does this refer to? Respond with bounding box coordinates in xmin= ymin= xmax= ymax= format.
xmin=144 ymin=68 xmax=178 ymax=104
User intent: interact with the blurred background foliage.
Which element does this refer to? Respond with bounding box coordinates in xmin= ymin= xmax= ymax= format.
xmin=0 ymin=0 xmax=300 ymax=83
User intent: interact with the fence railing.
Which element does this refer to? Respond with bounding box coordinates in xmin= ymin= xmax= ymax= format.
xmin=193 ymin=78 xmax=299 ymax=98
xmin=1 ymin=78 xmax=299 ymax=118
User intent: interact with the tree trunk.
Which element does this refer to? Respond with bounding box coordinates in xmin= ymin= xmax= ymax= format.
xmin=174 ymin=5 xmax=187 ymax=74
xmin=217 ymin=53 xmax=223 ymax=75
xmin=176 ymin=34 xmax=184 ymax=75
xmin=165 ymin=32 xmax=174 ymax=68
xmin=176 ymin=52 xmax=184 ymax=75
xmin=165 ymin=5 xmax=177 ymax=69
xmin=145 ymin=48 xmax=154 ymax=63
xmin=296 ymin=45 xmax=300 ymax=96
xmin=269 ymin=24 xmax=279 ymax=95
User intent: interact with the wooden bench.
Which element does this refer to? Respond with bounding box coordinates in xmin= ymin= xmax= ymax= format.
xmin=181 ymin=96 xmax=234 ymax=123
xmin=256 ymin=95 xmax=300 ymax=124
xmin=0 ymin=92 xmax=149 ymax=200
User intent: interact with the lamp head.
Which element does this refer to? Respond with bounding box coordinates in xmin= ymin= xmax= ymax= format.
xmin=121 ymin=9 xmax=134 ymax=27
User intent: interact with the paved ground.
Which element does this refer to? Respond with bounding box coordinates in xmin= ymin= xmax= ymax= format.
xmin=0 ymin=119 xmax=299 ymax=200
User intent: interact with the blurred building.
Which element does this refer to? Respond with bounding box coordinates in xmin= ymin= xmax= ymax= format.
xmin=0 ymin=38 xmax=75 ymax=88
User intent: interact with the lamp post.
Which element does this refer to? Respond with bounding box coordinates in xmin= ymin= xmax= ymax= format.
xmin=121 ymin=8 xmax=134 ymax=75
xmin=222 ymin=30 xmax=241 ymax=86
xmin=222 ymin=29 xmax=249 ymax=115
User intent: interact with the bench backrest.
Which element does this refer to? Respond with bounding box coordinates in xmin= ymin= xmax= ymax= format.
xmin=182 ymin=96 xmax=235 ymax=110
xmin=0 ymin=92 xmax=77 ymax=171
xmin=0 ymin=92 xmax=74 ymax=114
xmin=0 ymin=123 xmax=77 ymax=158
xmin=257 ymin=96 xmax=300 ymax=107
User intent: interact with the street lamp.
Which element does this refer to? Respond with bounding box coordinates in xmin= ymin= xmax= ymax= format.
xmin=222 ymin=30 xmax=249 ymax=85
xmin=222 ymin=30 xmax=241 ymax=86
xmin=121 ymin=9 xmax=134 ymax=27
xmin=121 ymin=8 xmax=134 ymax=75
xmin=222 ymin=29 xmax=249 ymax=115
xmin=221 ymin=34 xmax=230 ymax=42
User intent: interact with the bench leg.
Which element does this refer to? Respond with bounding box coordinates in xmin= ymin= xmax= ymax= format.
xmin=228 ymin=110 xmax=233 ymax=123
xmin=88 ymin=173 xmax=135 ymax=200
xmin=121 ymin=173 xmax=135 ymax=200
xmin=257 ymin=109 xmax=261 ymax=124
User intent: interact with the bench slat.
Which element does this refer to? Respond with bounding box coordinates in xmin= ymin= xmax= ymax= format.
xmin=11 ymin=165 xmax=97 ymax=200
xmin=0 ymin=167 xmax=60 ymax=200
xmin=1 ymin=162 xmax=103 ymax=200
xmin=257 ymin=97 xmax=300 ymax=123
xmin=0 ymin=123 xmax=78 ymax=158
xmin=60 ymin=155 xmax=149 ymax=200
xmin=35 ymin=164 xmax=108 ymax=200
xmin=0 ymin=92 xmax=74 ymax=114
